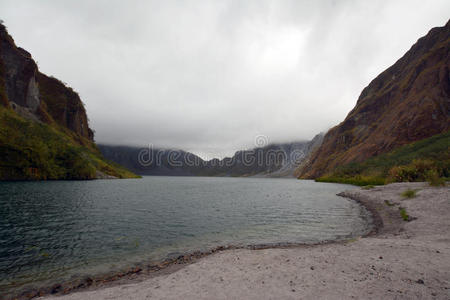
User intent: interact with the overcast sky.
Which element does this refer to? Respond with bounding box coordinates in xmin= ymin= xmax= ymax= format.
xmin=1 ymin=1 xmax=449 ymax=158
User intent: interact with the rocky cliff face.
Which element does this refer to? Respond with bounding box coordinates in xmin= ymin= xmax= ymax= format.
xmin=0 ymin=23 xmax=93 ymax=140
xmin=297 ymin=20 xmax=450 ymax=178
xmin=37 ymin=72 xmax=93 ymax=140
xmin=0 ymin=23 xmax=137 ymax=180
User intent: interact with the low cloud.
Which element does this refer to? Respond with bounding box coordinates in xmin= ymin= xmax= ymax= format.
xmin=1 ymin=0 xmax=449 ymax=158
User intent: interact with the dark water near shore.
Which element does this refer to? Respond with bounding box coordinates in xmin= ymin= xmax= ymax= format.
xmin=0 ymin=177 xmax=370 ymax=297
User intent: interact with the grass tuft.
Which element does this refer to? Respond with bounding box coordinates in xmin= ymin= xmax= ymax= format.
xmin=361 ymin=185 xmax=375 ymax=190
xmin=399 ymin=207 xmax=410 ymax=221
xmin=401 ymin=189 xmax=417 ymax=198
xmin=384 ymin=200 xmax=395 ymax=206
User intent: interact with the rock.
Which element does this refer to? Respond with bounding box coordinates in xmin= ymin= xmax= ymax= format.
xmin=417 ymin=279 xmax=425 ymax=284
xmin=51 ymin=284 xmax=62 ymax=294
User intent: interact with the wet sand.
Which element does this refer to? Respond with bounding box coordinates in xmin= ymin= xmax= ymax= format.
xmin=39 ymin=182 xmax=450 ymax=299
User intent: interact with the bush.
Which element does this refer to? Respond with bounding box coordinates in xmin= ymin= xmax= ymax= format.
xmin=312 ymin=131 xmax=449 ymax=186
xmin=316 ymin=175 xmax=385 ymax=186
xmin=425 ymin=169 xmax=446 ymax=186
xmin=388 ymin=165 xmax=417 ymax=182
xmin=387 ymin=159 xmax=446 ymax=183
xmin=401 ymin=189 xmax=417 ymax=198
xmin=399 ymin=207 xmax=410 ymax=221
xmin=384 ymin=200 xmax=395 ymax=206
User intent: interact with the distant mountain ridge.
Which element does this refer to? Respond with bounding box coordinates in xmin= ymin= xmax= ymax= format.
xmin=297 ymin=20 xmax=450 ymax=178
xmin=99 ymin=133 xmax=324 ymax=177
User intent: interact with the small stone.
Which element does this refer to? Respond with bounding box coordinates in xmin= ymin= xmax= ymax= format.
xmin=310 ymin=266 xmax=315 ymax=270
xmin=417 ymin=279 xmax=424 ymax=284
xmin=379 ymin=256 xmax=383 ymax=259
xmin=51 ymin=284 xmax=62 ymax=294
xmin=291 ymin=289 xmax=296 ymax=292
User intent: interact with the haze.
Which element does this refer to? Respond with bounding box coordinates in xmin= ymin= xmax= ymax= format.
xmin=1 ymin=0 xmax=448 ymax=158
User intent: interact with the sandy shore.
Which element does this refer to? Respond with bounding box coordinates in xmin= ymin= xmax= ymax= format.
xmin=39 ymin=182 xmax=450 ymax=300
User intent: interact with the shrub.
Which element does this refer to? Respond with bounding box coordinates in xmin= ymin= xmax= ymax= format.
xmin=316 ymin=175 xmax=385 ymax=186
xmin=425 ymin=169 xmax=446 ymax=186
xmin=387 ymin=159 xmax=446 ymax=183
xmin=399 ymin=207 xmax=410 ymax=221
xmin=312 ymin=131 xmax=449 ymax=186
xmin=401 ymin=189 xmax=417 ymax=198
xmin=384 ymin=200 xmax=395 ymax=206
xmin=388 ymin=165 xmax=416 ymax=182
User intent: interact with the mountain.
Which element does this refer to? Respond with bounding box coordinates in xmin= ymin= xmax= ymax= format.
xmin=99 ymin=134 xmax=323 ymax=177
xmin=98 ymin=145 xmax=206 ymax=176
xmin=297 ymin=20 xmax=450 ymax=179
xmin=201 ymin=140 xmax=312 ymax=177
xmin=0 ymin=23 xmax=138 ymax=180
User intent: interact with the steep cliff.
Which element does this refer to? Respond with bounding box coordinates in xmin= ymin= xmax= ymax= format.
xmin=0 ymin=23 xmax=93 ymax=139
xmin=37 ymin=72 xmax=94 ymax=140
xmin=0 ymin=23 xmax=137 ymax=180
xmin=297 ymin=20 xmax=450 ymax=179
xmin=0 ymin=25 xmax=40 ymax=116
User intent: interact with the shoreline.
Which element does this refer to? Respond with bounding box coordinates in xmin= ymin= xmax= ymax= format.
xmin=5 ymin=183 xmax=375 ymax=300
xmin=6 ymin=182 xmax=450 ymax=299
xmin=7 ymin=233 xmax=373 ymax=300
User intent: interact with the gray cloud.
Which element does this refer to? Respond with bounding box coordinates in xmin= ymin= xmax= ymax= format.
xmin=1 ymin=0 xmax=449 ymax=158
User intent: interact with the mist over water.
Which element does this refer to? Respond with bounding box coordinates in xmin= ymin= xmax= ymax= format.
xmin=0 ymin=177 xmax=371 ymax=297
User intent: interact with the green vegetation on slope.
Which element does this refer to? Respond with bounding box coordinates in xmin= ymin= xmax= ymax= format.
xmin=315 ymin=131 xmax=450 ymax=186
xmin=0 ymin=106 xmax=139 ymax=180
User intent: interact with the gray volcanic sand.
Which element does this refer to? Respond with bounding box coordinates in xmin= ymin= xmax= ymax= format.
xmin=41 ymin=182 xmax=450 ymax=300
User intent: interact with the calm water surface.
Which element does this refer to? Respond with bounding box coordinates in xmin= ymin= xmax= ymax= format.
xmin=0 ymin=176 xmax=370 ymax=297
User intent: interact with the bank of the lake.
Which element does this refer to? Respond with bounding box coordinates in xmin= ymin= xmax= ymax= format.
xmin=39 ymin=182 xmax=450 ymax=300
xmin=0 ymin=177 xmax=371 ymax=299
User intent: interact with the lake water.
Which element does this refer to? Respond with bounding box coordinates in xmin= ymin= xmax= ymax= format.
xmin=0 ymin=176 xmax=371 ymax=297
